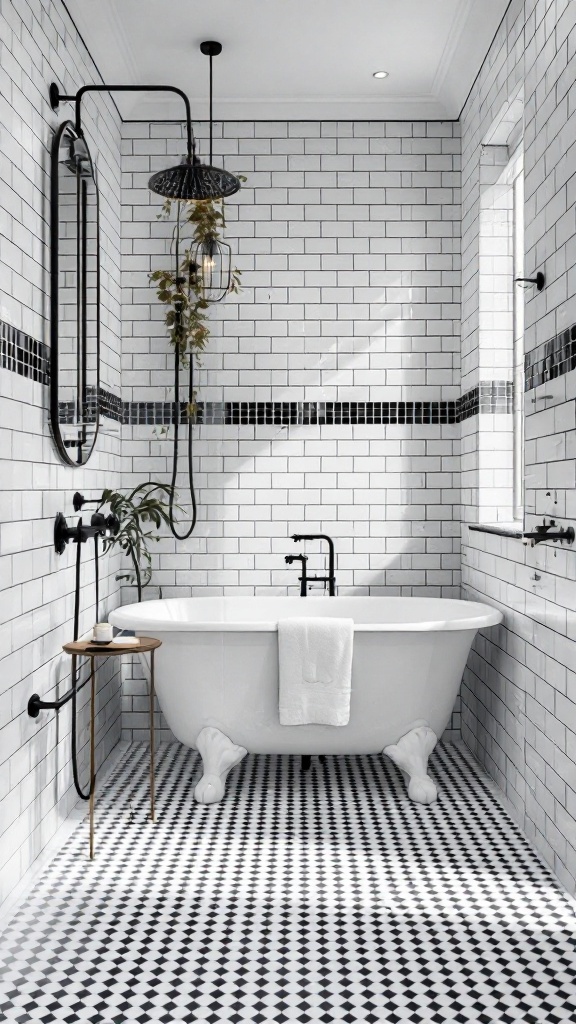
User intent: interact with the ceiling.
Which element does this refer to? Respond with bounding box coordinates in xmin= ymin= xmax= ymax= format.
xmin=65 ymin=0 xmax=510 ymax=121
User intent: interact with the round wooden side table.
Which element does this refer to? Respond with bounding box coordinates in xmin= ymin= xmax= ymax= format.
xmin=62 ymin=636 xmax=162 ymax=859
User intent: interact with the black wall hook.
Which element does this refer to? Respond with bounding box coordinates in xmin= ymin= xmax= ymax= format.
xmin=515 ymin=272 xmax=545 ymax=291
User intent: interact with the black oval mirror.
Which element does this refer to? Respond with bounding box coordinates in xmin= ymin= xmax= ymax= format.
xmin=50 ymin=121 xmax=100 ymax=465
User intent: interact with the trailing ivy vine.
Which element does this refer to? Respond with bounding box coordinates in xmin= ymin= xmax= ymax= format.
xmin=150 ymin=197 xmax=242 ymax=388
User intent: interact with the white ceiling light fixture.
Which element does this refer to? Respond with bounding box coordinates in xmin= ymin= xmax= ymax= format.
xmin=373 ymin=70 xmax=389 ymax=79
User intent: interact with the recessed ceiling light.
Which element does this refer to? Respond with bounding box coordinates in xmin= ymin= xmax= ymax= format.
xmin=373 ymin=70 xmax=389 ymax=79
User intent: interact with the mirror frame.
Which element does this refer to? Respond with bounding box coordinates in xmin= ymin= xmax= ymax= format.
xmin=50 ymin=120 xmax=101 ymax=466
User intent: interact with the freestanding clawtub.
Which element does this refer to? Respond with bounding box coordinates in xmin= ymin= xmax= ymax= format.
xmin=110 ymin=596 xmax=502 ymax=805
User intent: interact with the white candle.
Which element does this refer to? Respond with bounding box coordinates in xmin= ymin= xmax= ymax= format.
xmin=93 ymin=622 xmax=113 ymax=643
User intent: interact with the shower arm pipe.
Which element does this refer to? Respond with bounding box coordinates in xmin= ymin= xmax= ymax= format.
xmin=53 ymin=84 xmax=194 ymax=161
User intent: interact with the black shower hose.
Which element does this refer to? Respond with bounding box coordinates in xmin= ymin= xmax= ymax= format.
xmin=167 ymin=212 xmax=197 ymax=541
xmin=168 ymin=343 xmax=197 ymax=539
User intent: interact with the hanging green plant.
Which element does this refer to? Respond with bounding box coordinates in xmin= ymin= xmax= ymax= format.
xmin=150 ymin=195 xmax=243 ymax=375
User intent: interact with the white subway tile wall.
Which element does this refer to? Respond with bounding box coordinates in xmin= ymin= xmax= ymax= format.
xmin=0 ymin=0 xmax=123 ymax=905
xmin=119 ymin=118 xmax=462 ymax=742
xmin=461 ymin=0 xmax=576 ymax=895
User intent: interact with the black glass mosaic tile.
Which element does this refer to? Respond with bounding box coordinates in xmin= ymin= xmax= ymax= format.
xmin=0 ymin=321 xmax=50 ymax=385
xmin=128 ymin=399 xmax=463 ymax=426
xmin=99 ymin=387 xmax=123 ymax=422
xmin=57 ymin=386 xmax=123 ymax=424
xmin=525 ymin=323 xmax=576 ymax=391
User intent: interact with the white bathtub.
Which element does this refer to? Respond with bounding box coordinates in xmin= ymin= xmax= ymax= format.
xmin=110 ymin=596 xmax=502 ymax=804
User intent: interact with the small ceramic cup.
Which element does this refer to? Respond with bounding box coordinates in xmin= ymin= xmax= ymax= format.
xmin=93 ymin=622 xmax=113 ymax=643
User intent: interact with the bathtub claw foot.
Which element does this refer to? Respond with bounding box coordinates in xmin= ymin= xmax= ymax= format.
xmin=384 ymin=724 xmax=438 ymax=804
xmin=194 ymin=727 xmax=247 ymax=804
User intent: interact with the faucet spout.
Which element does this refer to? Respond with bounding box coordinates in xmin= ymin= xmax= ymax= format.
xmin=291 ymin=533 xmax=336 ymax=595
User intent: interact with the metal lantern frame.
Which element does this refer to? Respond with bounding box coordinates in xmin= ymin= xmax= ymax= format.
xmin=192 ymin=234 xmax=232 ymax=303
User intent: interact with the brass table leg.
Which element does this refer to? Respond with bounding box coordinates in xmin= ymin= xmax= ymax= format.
xmin=150 ymin=649 xmax=155 ymax=823
xmin=89 ymin=656 xmax=96 ymax=860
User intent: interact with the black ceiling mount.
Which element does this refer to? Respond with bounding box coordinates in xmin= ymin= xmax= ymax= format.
xmin=200 ymin=40 xmax=222 ymax=57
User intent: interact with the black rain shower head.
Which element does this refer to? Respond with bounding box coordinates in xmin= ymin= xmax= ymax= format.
xmin=148 ymin=154 xmax=240 ymax=201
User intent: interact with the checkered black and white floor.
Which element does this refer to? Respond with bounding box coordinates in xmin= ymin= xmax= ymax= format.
xmin=1 ymin=742 xmax=575 ymax=1023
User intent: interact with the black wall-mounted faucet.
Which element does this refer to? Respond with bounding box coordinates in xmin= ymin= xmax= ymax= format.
xmin=54 ymin=495 xmax=119 ymax=554
xmin=523 ymin=518 xmax=575 ymax=547
xmin=291 ymin=533 xmax=336 ymax=595
xmin=285 ymin=554 xmax=309 ymax=596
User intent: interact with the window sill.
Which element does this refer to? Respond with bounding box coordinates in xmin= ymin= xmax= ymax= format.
xmin=468 ymin=523 xmax=523 ymax=539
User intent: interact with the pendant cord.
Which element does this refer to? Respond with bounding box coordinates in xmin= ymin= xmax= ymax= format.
xmin=209 ymin=53 xmax=213 ymax=165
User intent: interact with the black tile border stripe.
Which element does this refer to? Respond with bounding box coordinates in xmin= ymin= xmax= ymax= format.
xmin=202 ymin=400 xmax=458 ymax=426
xmin=57 ymin=386 xmax=123 ymax=424
xmin=525 ymin=323 xmax=576 ymax=391
xmin=126 ymin=400 xmax=461 ymax=426
xmin=124 ymin=390 xmax=512 ymax=426
xmin=459 ymin=381 xmax=513 ymax=420
xmin=1 ymin=321 xmax=50 ymax=385
xmin=1 ymin=319 xmax=513 ymax=426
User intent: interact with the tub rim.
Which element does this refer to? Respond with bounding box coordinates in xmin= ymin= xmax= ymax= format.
xmin=110 ymin=595 xmax=503 ymax=634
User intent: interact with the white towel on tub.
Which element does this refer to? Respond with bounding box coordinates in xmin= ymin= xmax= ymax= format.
xmin=278 ymin=617 xmax=354 ymax=726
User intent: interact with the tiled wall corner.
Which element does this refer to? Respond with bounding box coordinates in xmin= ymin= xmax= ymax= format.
xmin=461 ymin=0 xmax=576 ymax=895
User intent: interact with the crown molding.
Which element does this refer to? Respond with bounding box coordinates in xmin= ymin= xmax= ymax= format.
xmin=436 ymin=0 xmax=511 ymax=117
xmin=121 ymin=94 xmax=452 ymax=123
xmin=431 ymin=0 xmax=474 ymax=104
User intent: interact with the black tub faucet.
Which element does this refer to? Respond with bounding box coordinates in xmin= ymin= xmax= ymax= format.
xmin=291 ymin=533 xmax=336 ymax=596
xmin=285 ymin=554 xmax=309 ymax=596
xmin=522 ymin=518 xmax=575 ymax=547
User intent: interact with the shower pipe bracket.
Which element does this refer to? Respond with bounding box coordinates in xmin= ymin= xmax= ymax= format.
xmin=515 ymin=272 xmax=545 ymax=291
xmin=28 ymin=688 xmax=74 ymax=719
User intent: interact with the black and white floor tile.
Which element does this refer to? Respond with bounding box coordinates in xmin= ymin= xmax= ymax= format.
xmin=1 ymin=742 xmax=575 ymax=1023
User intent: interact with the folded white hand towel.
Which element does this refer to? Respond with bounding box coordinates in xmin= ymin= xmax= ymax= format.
xmin=278 ymin=617 xmax=354 ymax=726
